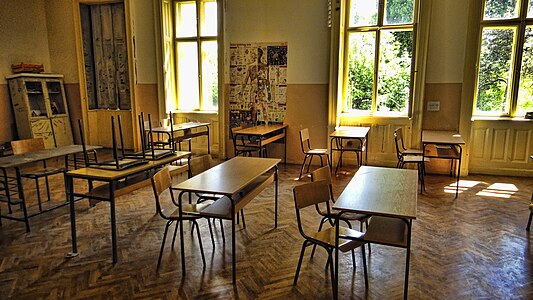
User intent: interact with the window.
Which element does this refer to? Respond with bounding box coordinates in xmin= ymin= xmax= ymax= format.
xmin=162 ymin=0 xmax=218 ymax=111
xmin=474 ymin=0 xmax=533 ymax=117
xmin=341 ymin=0 xmax=418 ymax=116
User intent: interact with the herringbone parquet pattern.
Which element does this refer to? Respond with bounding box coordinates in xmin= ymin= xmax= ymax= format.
xmin=1 ymin=161 xmax=532 ymax=299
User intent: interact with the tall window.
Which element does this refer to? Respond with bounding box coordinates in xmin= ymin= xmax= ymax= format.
xmin=163 ymin=0 xmax=218 ymax=111
xmin=474 ymin=0 xmax=533 ymax=117
xmin=341 ymin=0 xmax=418 ymax=116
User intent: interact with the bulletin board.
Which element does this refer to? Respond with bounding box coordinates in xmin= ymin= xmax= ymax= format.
xmin=229 ymin=42 xmax=288 ymax=128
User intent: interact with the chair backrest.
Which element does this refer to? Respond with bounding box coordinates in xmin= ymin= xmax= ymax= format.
xmin=311 ymin=165 xmax=335 ymax=200
xmin=299 ymin=128 xmax=311 ymax=152
xmin=393 ymin=128 xmax=404 ymax=160
xmin=189 ymin=155 xmax=213 ymax=176
xmin=151 ymin=167 xmax=174 ymax=218
xmin=293 ymin=180 xmax=331 ymax=236
xmin=11 ymin=138 xmax=46 ymax=154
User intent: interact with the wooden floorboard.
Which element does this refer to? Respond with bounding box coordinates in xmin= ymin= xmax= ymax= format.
xmin=1 ymin=161 xmax=532 ymax=299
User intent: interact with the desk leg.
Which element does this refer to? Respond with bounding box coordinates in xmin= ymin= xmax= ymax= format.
xmin=231 ymin=196 xmax=236 ymax=285
xmin=15 ymin=168 xmax=30 ymax=232
xmin=334 ymin=213 xmax=339 ymax=300
xmin=178 ymin=191 xmax=186 ymax=276
xmin=404 ymin=219 xmax=412 ymax=300
xmin=284 ymin=128 xmax=287 ymax=164
xmin=67 ymin=174 xmax=78 ymax=257
xmin=207 ymin=126 xmax=211 ymax=154
xmin=275 ymin=166 xmax=278 ymax=228
xmin=456 ymin=145 xmax=463 ymax=199
xmin=109 ymin=181 xmax=118 ymax=263
xmin=364 ymin=134 xmax=369 ymax=165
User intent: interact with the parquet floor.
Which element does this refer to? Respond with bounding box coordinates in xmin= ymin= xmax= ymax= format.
xmin=1 ymin=160 xmax=532 ymax=299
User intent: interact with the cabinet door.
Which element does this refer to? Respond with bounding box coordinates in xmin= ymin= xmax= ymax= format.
xmin=30 ymin=119 xmax=55 ymax=148
xmin=51 ymin=117 xmax=74 ymax=147
xmin=45 ymin=80 xmax=68 ymax=116
xmin=24 ymin=80 xmax=49 ymax=117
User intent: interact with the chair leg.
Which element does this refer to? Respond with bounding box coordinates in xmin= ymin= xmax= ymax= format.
xmin=527 ymin=211 xmax=533 ymax=231
xmin=293 ymin=240 xmax=309 ymax=286
xmin=208 ymin=218 xmax=215 ymax=249
xmin=171 ymin=220 xmax=180 ymax=249
xmin=240 ymin=209 xmax=246 ymax=229
xmin=219 ymin=218 xmax=225 ymax=244
xmin=157 ymin=221 xmax=173 ymax=269
xmin=299 ymin=155 xmax=309 ymax=179
xmin=311 ymin=217 xmax=327 ymax=259
xmin=45 ymin=176 xmax=52 ymax=202
xmin=327 ymin=250 xmax=335 ymax=296
xmin=193 ymin=220 xmax=206 ymax=268
xmin=306 ymin=156 xmax=314 ymax=174
xmin=35 ymin=178 xmax=43 ymax=212
xmin=361 ymin=220 xmax=371 ymax=254
xmin=361 ymin=242 xmax=368 ymax=290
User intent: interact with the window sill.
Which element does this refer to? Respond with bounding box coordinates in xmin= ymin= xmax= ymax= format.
xmin=471 ymin=116 xmax=532 ymax=122
xmin=174 ymin=110 xmax=218 ymax=115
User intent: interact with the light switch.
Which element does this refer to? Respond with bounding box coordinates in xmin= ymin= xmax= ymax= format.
xmin=427 ymin=101 xmax=440 ymax=111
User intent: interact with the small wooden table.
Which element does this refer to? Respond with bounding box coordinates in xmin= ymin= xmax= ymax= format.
xmin=333 ymin=166 xmax=417 ymax=299
xmin=150 ymin=122 xmax=210 ymax=154
xmin=330 ymin=126 xmax=370 ymax=173
xmin=0 ymin=144 xmax=102 ymax=232
xmin=232 ymin=124 xmax=287 ymax=163
xmin=66 ymin=151 xmax=191 ymax=263
xmin=422 ymin=130 xmax=465 ymax=198
xmin=172 ymin=156 xmax=280 ymax=284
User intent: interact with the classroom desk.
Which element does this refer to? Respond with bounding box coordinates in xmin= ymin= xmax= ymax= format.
xmin=333 ymin=166 xmax=418 ymax=299
xmin=232 ymin=124 xmax=287 ymax=163
xmin=66 ymin=151 xmax=191 ymax=263
xmin=172 ymin=156 xmax=279 ymax=284
xmin=330 ymin=126 xmax=370 ymax=173
xmin=150 ymin=122 xmax=210 ymax=154
xmin=422 ymin=130 xmax=465 ymax=198
xmin=0 ymin=144 xmax=102 ymax=232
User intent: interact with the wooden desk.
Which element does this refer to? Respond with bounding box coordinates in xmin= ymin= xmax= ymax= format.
xmin=333 ymin=166 xmax=417 ymax=299
xmin=172 ymin=156 xmax=280 ymax=284
xmin=233 ymin=124 xmax=287 ymax=163
xmin=330 ymin=126 xmax=370 ymax=173
xmin=0 ymin=144 xmax=102 ymax=232
xmin=422 ymin=130 xmax=465 ymax=198
xmin=150 ymin=122 xmax=210 ymax=154
xmin=66 ymin=151 xmax=191 ymax=263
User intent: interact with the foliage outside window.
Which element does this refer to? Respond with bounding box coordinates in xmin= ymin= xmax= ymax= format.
xmin=342 ymin=0 xmax=418 ymax=116
xmin=474 ymin=0 xmax=533 ymax=117
xmin=162 ymin=0 xmax=218 ymax=111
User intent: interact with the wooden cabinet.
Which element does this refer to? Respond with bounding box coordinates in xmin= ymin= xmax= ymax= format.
xmin=6 ymin=73 xmax=73 ymax=148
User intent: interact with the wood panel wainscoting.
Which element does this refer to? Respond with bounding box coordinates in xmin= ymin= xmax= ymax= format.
xmin=470 ymin=120 xmax=533 ymax=177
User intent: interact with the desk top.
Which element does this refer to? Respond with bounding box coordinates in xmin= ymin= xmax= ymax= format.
xmin=150 ymin=122 xmax=210 ymax=133
xmin=333 ymin=166 xmax=417 ymax=219
xmin=66 ymin=151 xmax=190 ymax=181
xmin=330 ymin=126 xmax=370 ymax=139
xmin=0 ymin=145 xmax=102 ymax=168
xmin=422 ymin=130 xmax=465 ymax=145
xmin=233 ymin=124 xmax=287 ymax=136
xmin=173 ymin=156 xmax=280 ymax=195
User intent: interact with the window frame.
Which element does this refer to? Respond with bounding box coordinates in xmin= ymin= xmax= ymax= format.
xmin=169 ymin=0 xmax=219 ymax=112
xmin=339 ymin=0 xmax=420 ymax=117
xmin=473 ymin=0 xmax=533 ymax=118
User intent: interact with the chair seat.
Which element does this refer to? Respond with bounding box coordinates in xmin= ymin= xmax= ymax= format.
xmin=402 ymin=155 xmax=429 ymax=164
xmin=364 ymin=216 xmax=408 ymax=247
xmin=341 ymin=212 xmax=370 ymax=222
xmin=403 ymin=149 xmax=423 ymax=155
xmin=310 ymin=226 xmax=365 ymax=252
xmin=21 ymin=167 xmax=66 ymax=178
xmin=308 ymin=148 xmax=328 ymax=155
xmin=168 ymin=203 xmax=211 ymax=218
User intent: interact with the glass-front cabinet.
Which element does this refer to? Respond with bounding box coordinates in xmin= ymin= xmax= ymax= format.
xmin=6 ymin=73 xmax=73 ymax=148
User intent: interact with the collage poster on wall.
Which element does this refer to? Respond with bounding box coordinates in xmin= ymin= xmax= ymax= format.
xmin=229 ymin=42 xmax=288 ymax=129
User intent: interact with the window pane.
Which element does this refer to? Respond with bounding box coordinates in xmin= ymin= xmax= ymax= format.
xmin=176 ymin=2 xmax=197 ymax=38
xmin=201 ymin=41 xmax=218 ymax=110
xmin=200 ymin=0 xmax=217 ymax=36
xmin=483 ymin=0 xmax=519 ymax=20
xmin=384 ymin=0 xmax=414 ymax=25
xmin=349 ymin=0 xmax=378 ymax=27
xmin=377 ymin=30 xmax=412 ymax=113
xmin=517 ymin=26 xmax=533 ymax=116
xmin=177 ymin=42 xmax=199 ymax=110
xmin=476 ymin=28 xmax=515 ymax=114
xmin=346 ymin=32 xmax=375 ymax=111
xmin=529 ymin=0 xmax=533 ymax=18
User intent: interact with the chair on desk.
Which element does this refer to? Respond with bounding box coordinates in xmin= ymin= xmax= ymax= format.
xmin=394 ymin=128 xmax=427 ymax=192
xmin=11 ymin=138 xmax=66 ymax=212
xmin=231 ymin=125 xmax=261 ymax=157
xmin=151 ymin=167 xmax=212 ymax=268
xmin=310 ymin=166 xmax=370 ymax=255
xmin=292 ymin=181 xmax=368 ymax=294
xmin=299 ymin=128 xmax=331 ymax=179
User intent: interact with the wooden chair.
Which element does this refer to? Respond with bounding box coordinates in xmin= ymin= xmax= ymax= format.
xmin=394 ymin=129 xmax=428 ymax=193
xmin=310 ymin=165 xmax=370 ymax=256
xmin=298 ymin=128 xmax=331 ymax=179
xmin=11 ymin=138 xmax=66 ymax=212
xmin=231 ymin=125 xmax=260 ymax=157
xmin=292 ymin=180 xmax=368 ymax=295
xmin=395 ymin=127 xmax=423 ymax=157
xmin=151 ymin=167 xmax=211 ymax=268
xmin=526 ymin=193 xmax=533 ymax=231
